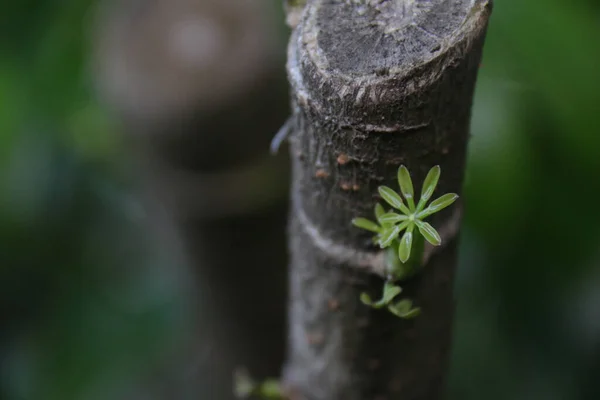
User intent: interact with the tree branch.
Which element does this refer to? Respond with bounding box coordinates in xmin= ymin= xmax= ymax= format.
xmin=282 ymin=1 xmax=492 ymax=399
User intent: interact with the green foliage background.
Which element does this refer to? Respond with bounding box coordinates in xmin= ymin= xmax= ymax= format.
xmin=1 ymin=0 xmax=599 ymax=399
xmin=1 ymin=1 xmax=193 ymax=399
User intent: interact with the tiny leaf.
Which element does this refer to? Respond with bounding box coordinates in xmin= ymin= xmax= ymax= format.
xmin=381 ymin=282 xmax=402 ymax=304
xmin=372 ymin=300 xmax=388 ymax=308
xmin=418 ymin=193 xmax=459 ymax=218
xmin=360 ymin=292 xmax=374 ymax=306
xmin=397 ymin=166 xmax=415 ymax=211
xmin=378 ymin=212 xmax=407 ymax=224
xmin=378 ymin=225 xmax=401 ymax=248
xmin=352 ymin=218 xmax=380 ymax=233
xmin=403 ymin=308 xmax=421 ymax=318
xmin=415 ymin=220 xmax=441 ymax=246
xmin=388 ymin=300 xmax=421 ymax=319
xmin=398 ymin=230 xmax=413 ymax=263
xmin=361 ymin=292 xmax=387 ymax=309
xmin=378 ymin=186 xmax=406 ymax=210
xmin=375 ymin=203 xmax=385 ymax=220
xmin=418 ymin=165 xmax=440 ymax=211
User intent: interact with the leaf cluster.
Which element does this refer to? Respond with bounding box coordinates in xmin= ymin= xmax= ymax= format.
xmin=352 ymin=165 xmax=458 ymax=263
xmin=352 ymin=165 xmax=458 ymax=319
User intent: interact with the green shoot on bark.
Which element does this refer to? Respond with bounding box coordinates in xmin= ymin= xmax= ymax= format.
xmin=352 ymin=165 xmax=458 ymax=318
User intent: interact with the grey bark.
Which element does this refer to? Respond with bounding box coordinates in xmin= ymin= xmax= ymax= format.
xmin=282 ymin=1 xmax=492 ymax=399
xmin=92 ymin=1 xmax=290 ymax=399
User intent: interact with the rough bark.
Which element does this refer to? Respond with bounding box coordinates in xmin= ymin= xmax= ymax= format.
xmin=92 ymin=1 xmax=290 ymax=399
xmin=282 ymin=1 xmax=492 ymax=399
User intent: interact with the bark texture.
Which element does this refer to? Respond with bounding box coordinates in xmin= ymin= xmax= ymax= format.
xmin=283 ymin=1 xmax=492 ymax=399
xmin=92 ymin=1 xmax=290 ymax=399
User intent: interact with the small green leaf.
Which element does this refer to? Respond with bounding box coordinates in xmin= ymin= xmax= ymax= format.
xmin=360 ymin=292 xmax=374 ymax=306
xmin=388 ymin=300 xmax=407 ymax=314
xmin=417 ymin=165 xmax=440 ymax=211
xmin=388 ymin=300 xmax=421 ymax=319
xmin=373 ymin=300 xmax=388 ymax=308
xmin=375 ymin=203 xmax=385 ymax=220
xmin=398 ymin=230 xmax=413 ymax=263
xmin=397 ymin=166 xmax=415 ymax=211
xmin=362 ymin=283 xmax=402 ymax=309
xmin=378 ymin=225 xmax=401 ymax=248
xmin=352 ymin=218 xmax=380 ymax=233
xmin=378 ymin=186 xmax=410 ymax=214
xmin=362 ymin=293 xmax=385 ymax=309
xmin=378 ymin=212 xmax=407 ymax=224
xmin=415 ymin=220 xmax=441 ymax=246
xmin=429 ymin=193 xmax=459 ymax=210
xmin=403 ymin=308 xmax=421 ymax=318
xmin=382 ymin=282 xmax=402 ymax=303
xmin=418 ymin=193 xmax=458 ymax=219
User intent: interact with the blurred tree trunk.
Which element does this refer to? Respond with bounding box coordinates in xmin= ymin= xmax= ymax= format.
xmin=281 ymin=1 xmax=492 ymax=399
xmin=92 ymin=0 xmax=290 ymax=398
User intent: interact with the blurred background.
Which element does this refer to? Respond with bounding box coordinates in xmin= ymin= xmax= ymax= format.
xmin=0 ymin=0 xmax=598 ymax=399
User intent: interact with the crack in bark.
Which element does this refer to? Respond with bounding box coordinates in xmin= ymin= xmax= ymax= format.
xmin=295 ymin=200 xmax=463 ymax=277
